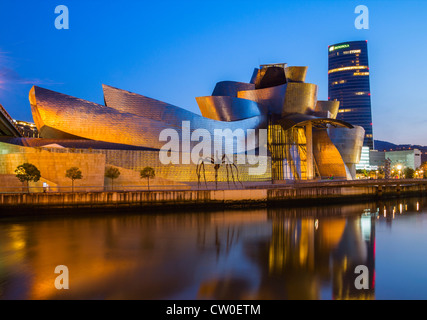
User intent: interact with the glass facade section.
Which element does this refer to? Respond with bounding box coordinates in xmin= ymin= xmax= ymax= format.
xmin=328 ymin=41 xmax=374 ymax=149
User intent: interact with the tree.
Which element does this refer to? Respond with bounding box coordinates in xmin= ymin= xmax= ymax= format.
xmin=420 ymin=162 xmax=427 ymax=179
xmin=140 ymin=167 xmax=155 ymax=191
xmin=105 ymin=167 xmax=120 ymax=191
xmin=404 ymin=167 xmax=415 ymax=179
xmin=356 ymin=169 xmax=368 ymax=178
xmin=65 ymin=167 xmax=83 ymax=192
xmin=15 ymin=163 xmax=41 ymax=193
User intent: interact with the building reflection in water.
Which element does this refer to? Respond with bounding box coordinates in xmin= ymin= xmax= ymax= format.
xmin=0 ymin=197 xmax=425 ymax=300
xmin=234 ymin=203 xmax=377 ymax=300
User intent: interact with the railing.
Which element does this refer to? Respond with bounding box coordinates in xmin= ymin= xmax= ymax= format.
xmin=0 ymin=184 xmax=193 ymax=194
xmin=0 ymin=180 xmax=274 ymax=193
xmin=1 ymin=179 xmax=425 ymax=194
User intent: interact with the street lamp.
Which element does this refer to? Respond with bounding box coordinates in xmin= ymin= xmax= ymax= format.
xmin=397 ymin=165 xmax=402 ymax=179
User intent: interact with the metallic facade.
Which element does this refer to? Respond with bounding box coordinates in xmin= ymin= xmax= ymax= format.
xmin=312 ymin=128 xmax=348 ymax=179
xmin=211 ymin=81 xmax=255 ymax=98
xmin=282 ymin=83 xmax=318 ymax=116
xmin=0 ymin=62 xmax=367 ymax=187
xmin=254 ymin=66 xmax=287 ymax=89
xmin=328 ymin=126 xmax=365 ymax=179
xmin=315 ymin=100 xmax=340 ymax=119
xmin=196 ymin=96 xmax=262 ymax=122
xmin=237 ymin=84 xmax=286 ymax=115
xmin=284 ymin=66 xmax=308 ymax=83
xmin=31 ymin=85 xmax=266 ymax=153
xmin=328 ymin=40 xmax=374 ymax=149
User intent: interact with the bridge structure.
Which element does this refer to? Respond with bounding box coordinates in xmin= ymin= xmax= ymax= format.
xmin=0 ymin=104 xmax=22 ymax=137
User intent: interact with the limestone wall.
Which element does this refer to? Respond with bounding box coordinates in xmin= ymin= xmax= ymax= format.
xmin=0 ymin=143 xmax=106 ymax=192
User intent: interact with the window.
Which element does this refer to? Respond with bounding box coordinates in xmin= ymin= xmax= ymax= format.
xmin=353 ymin=72 xmax=370 ymax=76
xmin=328 ymin=66 xmax=369 ymax=74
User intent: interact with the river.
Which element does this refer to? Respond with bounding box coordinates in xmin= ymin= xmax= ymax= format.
xmin=1 ymin=197 xmax=427 ymax=300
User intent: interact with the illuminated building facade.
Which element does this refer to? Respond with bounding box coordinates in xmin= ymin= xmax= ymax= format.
xmin=0 ymin=63 xmax=366 ymax=191
xmin=385 ymin=149 xmax=422 ymax=170
xmin=13 ymin=120 xmax=39 ymax=138
xmin=328 ymin=41 xmax=374 ymax=149
xmin=356 ymin=146 xmax=378 ymax=171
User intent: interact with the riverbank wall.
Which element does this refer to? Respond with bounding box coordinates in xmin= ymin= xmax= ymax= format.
xmin=1 ymin=180 xmax=427 ymax=215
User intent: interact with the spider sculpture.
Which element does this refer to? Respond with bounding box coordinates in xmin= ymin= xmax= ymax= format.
xmin=196 ymin=154 xmax=243 ymax=190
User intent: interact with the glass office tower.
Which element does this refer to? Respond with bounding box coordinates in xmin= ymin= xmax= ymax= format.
xmin=328 ymin=40 xmax=374 ymax=149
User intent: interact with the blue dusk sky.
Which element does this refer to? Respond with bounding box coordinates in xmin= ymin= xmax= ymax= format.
xmin=0 ymin=0 xmax=426 ymax=145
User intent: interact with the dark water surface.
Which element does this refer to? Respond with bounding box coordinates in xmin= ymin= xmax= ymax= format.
xmin=1 ymin=197 xmax=427 ymax=300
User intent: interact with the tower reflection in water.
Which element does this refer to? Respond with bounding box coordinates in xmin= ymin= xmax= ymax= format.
xmin=201 ymin=203 xmax=377 ymax=300
xmin=0 ymin=198 xmax=424 ymax=300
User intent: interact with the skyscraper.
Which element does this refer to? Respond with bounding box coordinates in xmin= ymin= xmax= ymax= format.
xmin=328 ymin=40 xmax=374 ymax=149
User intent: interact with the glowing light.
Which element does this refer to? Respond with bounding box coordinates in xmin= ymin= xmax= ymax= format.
xmin=343 ymin=49 xmax=361 ymax=55
xmin=329 ymin=44 xmax=350 ymax=52
xmin=354 ymin=72 xmax=370 ymax=76
xmin=328 ymin=65 xmax=369 ymax=74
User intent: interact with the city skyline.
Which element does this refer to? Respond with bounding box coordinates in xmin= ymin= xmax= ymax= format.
xmin=0 ymin=0 xmax=427 ymax=145
xmin=3 ymin=1 xmax=427 ymax=303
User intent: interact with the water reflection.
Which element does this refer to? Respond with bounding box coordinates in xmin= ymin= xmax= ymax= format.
xmin=0 ymin=197 xmax=426 ymax=300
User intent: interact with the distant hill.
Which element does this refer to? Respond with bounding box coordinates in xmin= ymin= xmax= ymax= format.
xmin=374 ymin=140 xmax=397 ymax=151
xmin=374 ymin=140 xmax=427 ymax=152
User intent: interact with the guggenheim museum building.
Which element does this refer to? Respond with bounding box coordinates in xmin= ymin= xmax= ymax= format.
xmin=0 ymin=63 xmax=364 ymax=191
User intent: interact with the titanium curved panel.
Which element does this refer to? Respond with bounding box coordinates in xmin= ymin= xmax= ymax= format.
xmin=102 ymin=84 xmax=198 ymax=124
xmin=285 ymin=66 xmax=308 ymax=83
xmin=328 ymin=126 xmax=365 ymax=179
xmin=196 ymin=96 xmax=262 ymax=121
xmin=211 ymin=81 xmax=255 ymax=98
xmin=315 ymin=100 xmax=340 ymax=119
xmin=328 ymin=126 xmax=365 ymax=164
xmin=312 ymin=128 xmax=348 ymax=179
xmin=249 ymin=68 xmax=259 ymax=84
xmin=102 ymin=84 xmax=267 ymax=134
xmin=282 ymin=83 xmax=318 ymax=116
xmin=0 ymin=137 xmax=158 ymax=151
xmin=237 ymin=84 xmax=286 ymax=115
xmin=254 ymin=66 xmax=287 ymax=89
xmin=30 ymin=86 xmax=267 ymax=152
